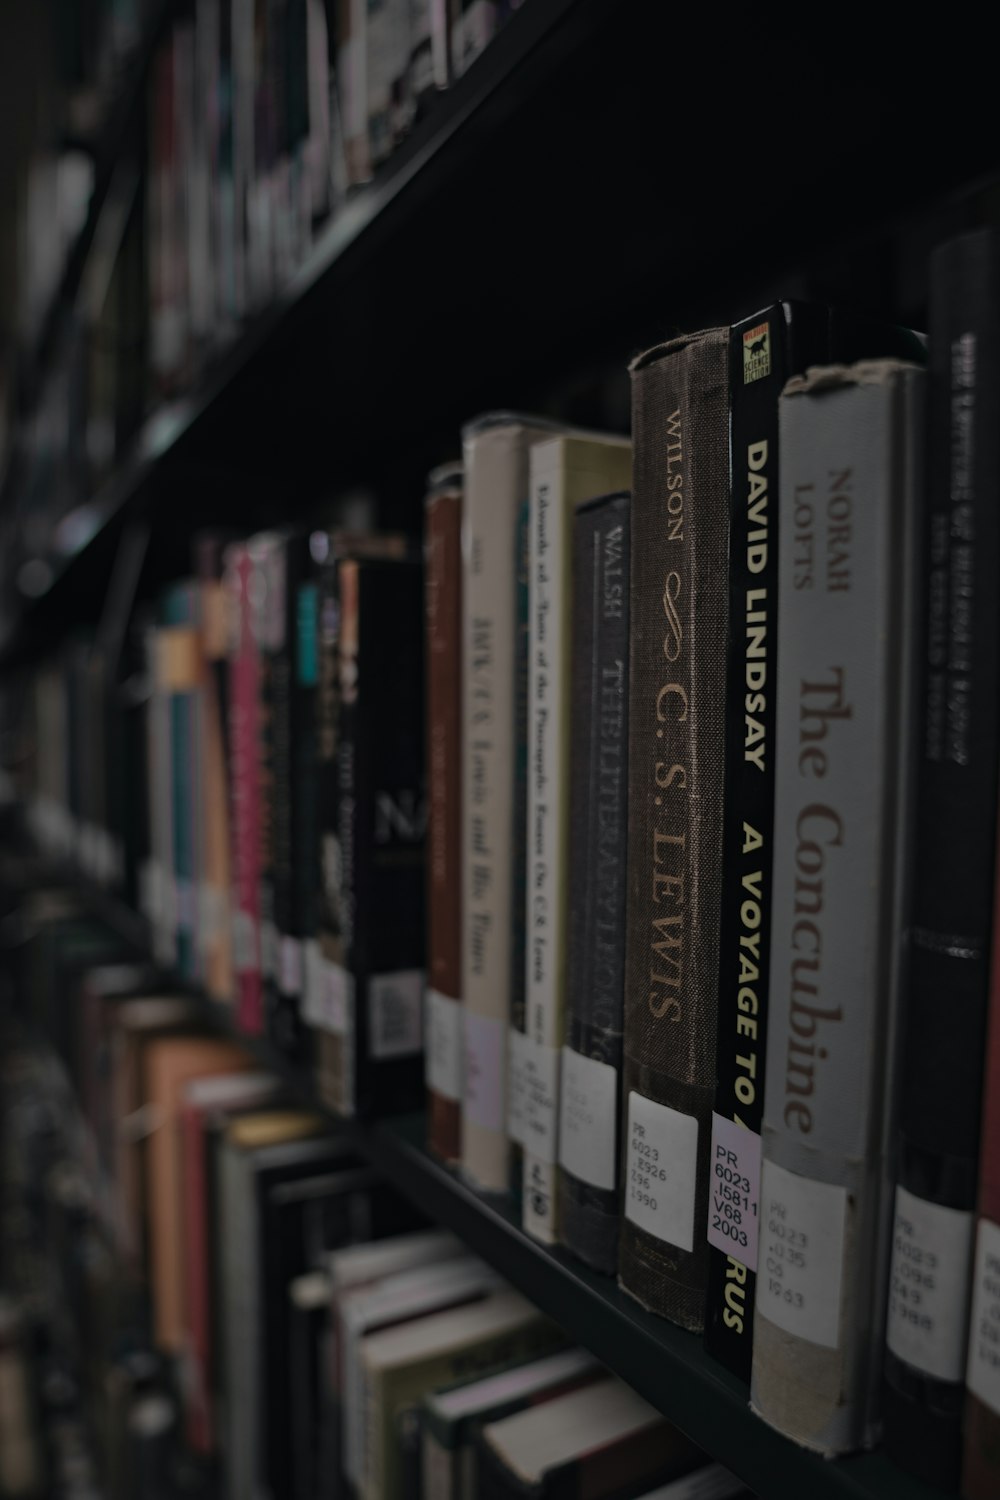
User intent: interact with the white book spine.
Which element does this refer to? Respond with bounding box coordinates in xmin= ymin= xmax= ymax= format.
xmin=460 ymin=422 xmax=539 ymax=1192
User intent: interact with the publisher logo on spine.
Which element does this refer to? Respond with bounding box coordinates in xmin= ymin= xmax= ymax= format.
xmin=743 ymin=322 xmax=771 ymax=383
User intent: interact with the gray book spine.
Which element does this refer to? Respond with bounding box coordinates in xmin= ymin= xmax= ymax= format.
xmin=219 ymin=1143 xmax=260 ymax=1500
xmin=750 ymin=361 xmax=923 ymax=1453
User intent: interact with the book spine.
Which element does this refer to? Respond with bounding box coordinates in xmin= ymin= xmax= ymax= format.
xmin=461 ymin=424 xmax=535 ymax=1193
xmin=964 ymin=898 xmax=1000 ymax=1499
xmin=882 ymin=230 xmax=1000 ymax=1488
xmin=290 ymin=552 xmax=321 ymax=1066
xmin=351 ymin=561 xmax=426 ymax=1119
xmin=508 ymin=496 xmax=529 ymax=1208
xmin=315 ymin=556 xmax=355 ymax=1114
xmin=180 ymin=1106 xmax=213 ymax=1455
xmin=750 ymin=361 xmax=922 ymax=1454
xmin=558 ymin=492 xmax=629 ymax=1276
xmin=620 ymin=331 xmax=729 ymax=1331
xmin=227 ymin=545 xmax=264 ymax=1033
xmin=705 ymin=305 xmax=827 ymax=1378
xmin=196 ymin=552 xmax=234 ymax=1004
xmin=425 ymin=486 xmax=463 ymax=1163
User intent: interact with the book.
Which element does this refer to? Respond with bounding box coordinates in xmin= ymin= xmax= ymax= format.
xmin=883 ymin=229 xmax=1000 ymax=1487
xmin=226 ymin=540 xmax=265 ymax=1033
xmin=450 ymin=0 xmax=497 ymax=77
xmin=178 ymin=1070 xmax=284 ymax=1455
xmin=750 ymin=360 xmax=924 ymax=1454
xmin=461 ymin=414 xmax=557 ymax=1194
xmin=518 ymin=436 xmax=631 ymax=1246
xmin=216 ymin=1113 xmax=341 ymax=1500
xmin=329 ymin=1227 xmax=464 ymax=1293
xmin=620 ymin=330 xmax=729 ymax=1331
xmin=421 ymin=1347 xmax=601 ymax=1500
xmin=633 ymin=1470 xmax=747 ymax=1500
xmin=144 ymin=1033 xmax=252 ymax=1353
xmin=289 ymin=1269 xmax=338 ymax=1500
xmin=339 ymin=1255 xmax=503 ymax=1494
xmin=475 ymin=1375 xmax=702 ymax=1500
xmin=558 ymin=491 xmax=630 ymax=1276
xmin=964 ymin=890 xmax=1000 ymax=1499
xmin=108 ymin=995 xmax=202 ymax=1265
xmin=193 ymin=533 xmax=235 ymax=1004
xmin=509 ymin=494 xmax=530 ymax=1210
xmin=361 ymin=1288 xmax=563 ymax=1500
xmin=425 ymin=463 xmax=464 ymax=1164
xmin=315 ymin=556 xmax=426 ymax=1118
xmin=159 ymin=581 xmax=203 ymax=979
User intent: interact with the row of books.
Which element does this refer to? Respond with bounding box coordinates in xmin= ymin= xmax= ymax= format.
xmin=147 ymin=0 xmax=526 ymax=394
xmin=9 ymin=0 xmax=527 ymax=586
xmin=17 ymin=226 xmax=1000 ymax=1495
xmin=1 ymin=875 xmax=744 ymax=1500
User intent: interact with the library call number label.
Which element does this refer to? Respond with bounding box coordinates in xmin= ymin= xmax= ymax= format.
xmin=756 ymin=1159 xmax=846 ymax=1350
xmin=624 ymin=1092 xmax=698 ymax=1253
xmin=707 ymin=1112 xmax=761 ymax=1271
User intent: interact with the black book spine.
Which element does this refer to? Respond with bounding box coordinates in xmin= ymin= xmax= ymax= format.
xmin=883 ymin=228 xmax=1000 ymax=1488
xmin=558 ymin=492 xmax=630 ymax=1276
xmin=705 ymin=303 xmax=829 ymax=1377
xmin=270 ymin=532 xmax=314 ymax=1064
xmin=348 ymin=559 xmax=427 ymax=1118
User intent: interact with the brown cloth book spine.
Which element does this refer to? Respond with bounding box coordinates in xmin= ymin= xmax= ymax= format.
xmin=619 ymin=329 xmax=729 ymax=1331
xmin=425 ymin=467 xmax=463 ymax=1163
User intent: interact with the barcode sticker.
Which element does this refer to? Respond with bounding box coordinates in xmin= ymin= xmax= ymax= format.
xmin=886 ymin=1187 xmax=974 ymax=1381
xmin=624 ymin=1092 xmax=698 ymax=1253
xmin=279 ymin=935 xmax=303 ymax=997
xmin=966 ymin=1218 xmax=1000 ymax=1414
xmin=559 ymin=1047 xmax=617 ymax=1192
xmin=756 ymin=1158 xmax=846 ymax=1350
xmin=464 ymin=1014 xmax=504 ymax=1132
xmin=426 ymin=990 xmax=462 ymax=1102
xmin=508 ymin=1031 xmax=559 ymax=1164
xmin=707 ymin=1114 xmax=761 ymax=1272
xmin=368 ymin=971 xmax=423 ymax=1060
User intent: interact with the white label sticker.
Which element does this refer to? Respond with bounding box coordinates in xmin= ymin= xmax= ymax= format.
xmin=523 ymin=1158 xmax=557 ymax=1244
xmin=464 ymin=1014 xmax=504 ymax=1132
xmin=624 ymin=1092 xmax=699 ymax=1253
xmin=707 ymin=1115 xmax=761 ymax=1272
xmin=426 ymin=990 xmax=462 ymax=1102
xmin=279 ymin=935 xmax=303 ymax=997
xmin=507 ymin=1031 xmax=559 ymax=1164
xmin=885 ymin=1187 xmax=975 ymax=1380
xmin=558 ymin=1046 xmax=618 ymax=1193
xmin=301 ymin=941 xmax=325 ymax=1027
xmin=756 ymin=1159 xmax=847 ymax=1350
xmin=966 ymin=1218 xmax=1000 ymax=1414
xmin=369 ymin=972 xmax=423 ymax=1060
xmin=313 ymin=959 xmax=353 ymax=1036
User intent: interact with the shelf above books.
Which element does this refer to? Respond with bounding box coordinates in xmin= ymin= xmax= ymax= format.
xmin=67 ymin=872 xmax=943 ymax=1500
xmin=5 ymin=6 xmax=1000 ymax=670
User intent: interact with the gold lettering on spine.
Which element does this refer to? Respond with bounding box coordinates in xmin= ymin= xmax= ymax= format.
xmin=649 ymin=409 xmax=689 ymax=1025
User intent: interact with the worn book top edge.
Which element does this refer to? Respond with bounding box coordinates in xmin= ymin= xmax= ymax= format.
xmin=628 ymin=326 xmax=727 ymax=373
xmin=784 ymin=358 xmax=923 ymax=397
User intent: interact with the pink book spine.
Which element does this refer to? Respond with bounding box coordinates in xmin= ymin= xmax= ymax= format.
xmin=227 ymin=544 xmax=263 ymax=1033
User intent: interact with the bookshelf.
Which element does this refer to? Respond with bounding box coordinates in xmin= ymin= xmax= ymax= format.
xmin=4 ymin=5 xmax=1000 ymax=1498
xmin=52 ymin=869 xmax=937 ymax=1500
